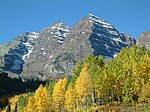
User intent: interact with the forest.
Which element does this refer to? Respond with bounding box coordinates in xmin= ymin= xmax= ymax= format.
xmin=3 ymin=46 xmax=150 ymax=112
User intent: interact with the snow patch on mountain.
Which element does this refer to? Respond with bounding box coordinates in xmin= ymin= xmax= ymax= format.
xmin=41 ymin=48 xmax=45 ymax=51
xmin=49 ymin=55 xmax=53 ymax=58
xmin=58 ymin=40 xmax=63 ymax=43
xmin=108 ymin=30 xmax=118 ymax=36
xmin=22 ymin=32 xmax=39 ymax=61
xmin=113 ymin=53 xmax=118 ymax=58
xmin=49 ymin=22 xmax=70 ymax=44
xmin=28 ymin=32 xmax=39 ymax=39
xmin=112 ymin=37 xmax=122 ymax=43
xmin=22 ymin=47 xmax=33 ymax=61
xmin=88 ymin=13 xmax=113 ymax=29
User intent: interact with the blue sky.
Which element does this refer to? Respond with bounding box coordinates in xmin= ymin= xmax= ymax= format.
xmin=0 ymin=0 xmax=150 ymax=44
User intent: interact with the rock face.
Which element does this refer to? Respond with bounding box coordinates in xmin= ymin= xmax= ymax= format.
xmin=0 ymin=14 xmax=136 ymax=81
xmin=41 ymin=14 xmax=136 ymax=78
xmin=21 ymin=22 xmax=70 ymax=81
xmin=0 ymin=32 xmax=39 ymax=78
xmin=137 ymin=32 xmax=150 ymax=49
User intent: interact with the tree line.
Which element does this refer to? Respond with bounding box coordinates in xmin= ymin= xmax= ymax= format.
xmin=7 ymin=46 xmax=150 ymax=112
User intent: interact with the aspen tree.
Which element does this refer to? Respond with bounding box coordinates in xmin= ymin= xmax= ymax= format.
xmin=25 ymin=96 xmax=35 ymax=112
xmin=75 ymin=67 xmax=93 ymax=106
xmin=65 ymin=83 xmax=76 ymax=111
xmin=52 ymin=78 xmax=66 ymax=111
xmin=34 ymin=84 xmax=50 ymax=112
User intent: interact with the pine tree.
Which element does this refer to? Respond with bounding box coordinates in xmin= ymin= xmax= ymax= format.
xmin=17 ymin=95 xmax=26 ymax=112
xmin=45 ymin=80 xmax=55 ymax=96
xmin=71 ymin=60 xmax=82 ymax=86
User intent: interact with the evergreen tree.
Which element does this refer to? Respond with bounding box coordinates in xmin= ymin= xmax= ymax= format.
xmin=45 ymin=80 xmax=55 ymax=96
xmin=71 ymin=60 xmax=82 ymax=86
xmin=17 ymin=95 xmax=26 ymax=112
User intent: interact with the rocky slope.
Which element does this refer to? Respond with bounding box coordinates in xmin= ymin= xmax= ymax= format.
xmin=0 ymin=14 xmax=136 ymax=81
xmin=41 ymin=14 xmax=136 ymax=78
xmin=0 ymin=32 xmax=39 ymax=78
xmin=137 ymin=32 xmax=150 ymax=49
xmin=21 ymin=22 xmax=70 ymax=81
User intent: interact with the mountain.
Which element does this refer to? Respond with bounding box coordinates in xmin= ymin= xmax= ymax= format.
xmin=0 ymin=14 xmax=136 ymax=81
xmin=137 ymin=32 xmax=150 ymax=49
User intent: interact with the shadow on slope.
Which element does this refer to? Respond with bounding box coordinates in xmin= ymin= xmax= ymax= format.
xmin=0 ymin=72 xmax=45 ymax=108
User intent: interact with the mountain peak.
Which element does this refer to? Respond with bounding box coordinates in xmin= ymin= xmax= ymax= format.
xmin=27 ymin=32 xmax=39 ymax=39
xmin=52 ymin=21 xmax=68 ymax=28
xmin=88 ymin=13 xmax=100 ymax=19
xmin=0 ymin=14 xmax=136 ymax=81
xmin=50 ymin=22 xmax=69 ymax=32
xmin=88 ymin=13 xmax=103 ymax=21
xmin=87 ymin=13 xmax=113 ymax=29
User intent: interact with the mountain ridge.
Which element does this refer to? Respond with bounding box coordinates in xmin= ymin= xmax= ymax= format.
xmin=0 ymin=14 xmax=138 ymax=81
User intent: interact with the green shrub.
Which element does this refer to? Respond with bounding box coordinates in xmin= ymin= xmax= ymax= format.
xmin=144 ymin=103 xmax=150 ymax=112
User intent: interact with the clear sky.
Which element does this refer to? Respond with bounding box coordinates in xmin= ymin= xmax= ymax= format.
xmin=0 ymin=0 xmax=150 ymax=44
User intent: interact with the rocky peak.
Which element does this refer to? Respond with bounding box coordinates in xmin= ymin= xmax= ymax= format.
xmin=51 ymin=22 xmax=69 ymax=31
xmin=0 ymin=14 xmax=136 ymax=81
xmin=39 ymin=22 xmax=70 ymax=43
xmin=86 ymin=14 xmax=125 ymax=56
xmin=137 ymin=32 xmax=150 ymax=49
xmin=122 ymin=33 xmax=136 ymax=46
xmin=42 ymin=14 xmax=136 ymax=79
xmin=88 ymin=13 xmax=113 ymax=29
xmin=20 ymin=22 xmax=70 ymax=81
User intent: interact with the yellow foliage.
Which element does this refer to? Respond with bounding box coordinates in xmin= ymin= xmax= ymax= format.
xmin=8 ymin=95 xmax=20 ymax=111
xmin=65 ymin=83 xmax=76 ymax=111
xmin=75 ymin=67 xmax=93 ymax=105
xmin=34 ymin=84 xmax=50 ymax=112
xmin=24 ymin=96 xmax=35 ymax=112
xmin=140 ymin=81 xmax=150 ymax=103
xmin=52 ymin=78 xmax=67 ymax=111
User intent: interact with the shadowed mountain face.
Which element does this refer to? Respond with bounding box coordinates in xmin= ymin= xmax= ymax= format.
xmin=137 ymin=32 xmax=150 ymax=49
xmin=0 ymin=14 xmax=136 ymax=81
xmin=0 ymin=72 xmax=45 ymax=108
